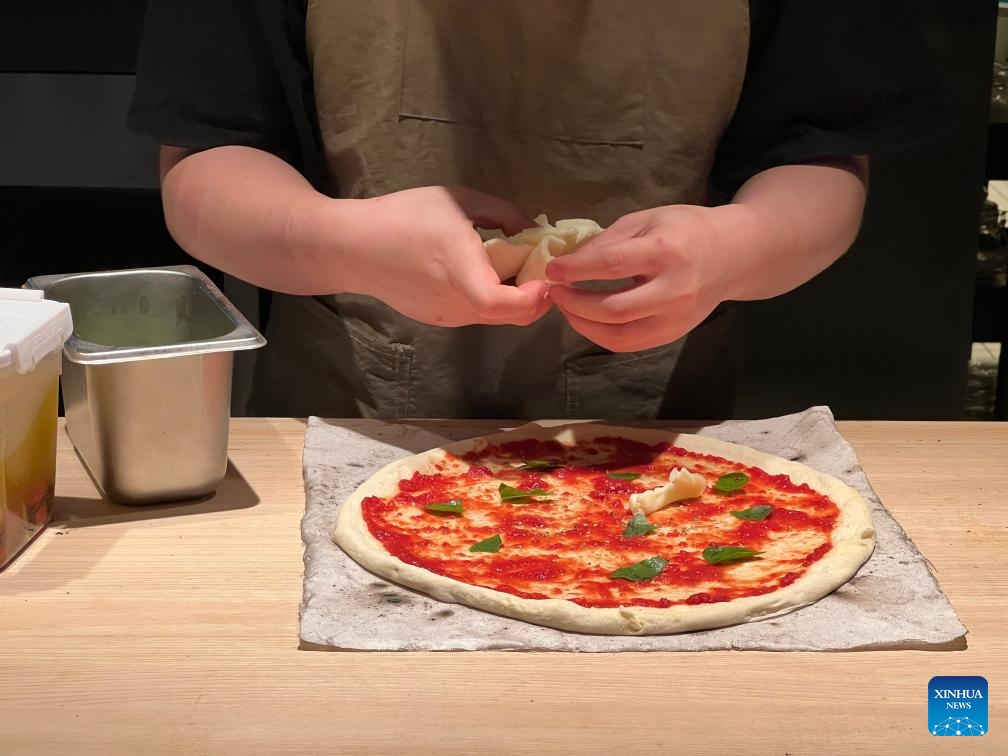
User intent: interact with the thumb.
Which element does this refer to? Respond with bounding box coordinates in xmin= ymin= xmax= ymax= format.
xmin=453 ymin=236 xmax=549 ymax=317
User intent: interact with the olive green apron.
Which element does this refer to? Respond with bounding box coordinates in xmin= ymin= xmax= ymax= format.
xmin=250 ymin=0 xmax=749 ymax=419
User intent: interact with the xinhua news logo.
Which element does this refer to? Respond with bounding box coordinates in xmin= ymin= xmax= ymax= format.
xmin=929 ymin=676 xmax=988 ymax=736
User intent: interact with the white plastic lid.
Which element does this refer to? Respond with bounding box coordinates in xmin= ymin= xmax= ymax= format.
xmin=0 ymin=287 xmax=73 ymax=375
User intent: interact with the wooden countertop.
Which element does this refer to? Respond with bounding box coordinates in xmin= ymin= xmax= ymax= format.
xmin=2 ymin=419 xmax=1006 ymax=754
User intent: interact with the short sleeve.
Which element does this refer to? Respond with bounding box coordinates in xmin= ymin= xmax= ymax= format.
xmin=127 ymin=0 xmax=296 ymax=155
xmin=711 ymin=0 xmax=947 ymax=195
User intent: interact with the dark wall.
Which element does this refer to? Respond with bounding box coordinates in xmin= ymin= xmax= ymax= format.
xmin=734 ymin=2 xmax=996 ymax=420
xmin=0 ymin=186 xmax=221 ymax=290
xmin=0 ymin=2 xmax=156 ymax=189
xmin=0 ymin=1 xmax=146 ymax=73
xmin=0 ymin=2 xmax=205 ymax=289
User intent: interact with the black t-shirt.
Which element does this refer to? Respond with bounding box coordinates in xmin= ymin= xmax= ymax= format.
xmin=128 ymin=0 xmax=944 ymax=198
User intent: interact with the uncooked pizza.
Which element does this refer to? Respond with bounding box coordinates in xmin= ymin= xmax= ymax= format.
xmin=334 ymin=423 xmax=876 ymax=635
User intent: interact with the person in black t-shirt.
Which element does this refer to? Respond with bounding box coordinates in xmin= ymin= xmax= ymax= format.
xmin=129 ymin=1 xmax=940 ymax=419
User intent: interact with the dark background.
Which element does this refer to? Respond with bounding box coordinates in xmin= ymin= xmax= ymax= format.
xmin=735 ymin=3 xmax=999 ymax=420
xmin=0 ymin=1 xmax=214 ymax=288
xmin=0 ymin=1 xmax=999 ymax=419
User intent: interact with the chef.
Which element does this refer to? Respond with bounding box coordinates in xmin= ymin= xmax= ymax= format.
xmin=129 ymin=1 xmax=938 ymax=419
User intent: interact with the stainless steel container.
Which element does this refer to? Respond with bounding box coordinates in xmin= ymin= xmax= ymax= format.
xmin=25 ymin=266 xmax=265 ymax=504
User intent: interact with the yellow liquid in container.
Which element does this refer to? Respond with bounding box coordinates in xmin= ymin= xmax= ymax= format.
xmin=1 ymin=352 xmax=60 ymax=568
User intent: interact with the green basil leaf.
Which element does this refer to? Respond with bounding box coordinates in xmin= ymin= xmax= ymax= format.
xmin=730 ymin=505 xmax=772 ymax=521
xmin=623 ymin=513 xmax=656 ymax=538
xmin=517 ymin=460 xmax=560 ymax=470
xmin=469 ymin=534 xmax=503 ymax=553
xmin=610 ymin=556 xmax=668 ymax=582
xmin=608 ymin=472 xmax=642 ymax=481
xmin=499 ymin=482 xmax=551 ymax=503
xmin=425 ymin=499 xmax=464 ymax=514
xmin=702 ymin=545 xmax=763 ymax=564
xmin=714 ymin=472 xmax=750 ymax=493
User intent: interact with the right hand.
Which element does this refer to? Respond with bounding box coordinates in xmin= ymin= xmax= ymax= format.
xmin=339 ymin=186 xmax=551 ymax=327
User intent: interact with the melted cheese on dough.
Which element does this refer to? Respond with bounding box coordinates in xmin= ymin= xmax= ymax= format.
xmin=482 ymin=215 xmax=603 ymax=283
xmin=628 ymin=467 xmax=707 ymax=515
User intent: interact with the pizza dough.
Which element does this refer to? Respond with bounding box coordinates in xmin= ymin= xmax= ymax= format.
xmin=333 ymin=422 xmax=876 ymax=635
xmin=482 ymin=215 xmax=603 ymax=284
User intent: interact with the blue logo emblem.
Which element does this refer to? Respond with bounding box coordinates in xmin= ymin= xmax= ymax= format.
xmin=929 ymin=676 xmax=987 ymax=736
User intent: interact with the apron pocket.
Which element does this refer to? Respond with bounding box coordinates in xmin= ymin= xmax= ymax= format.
xmin=400 ymin=0 xmax=645 ymax=146
xmin=249 ymin=294 xmax=416 ymax=418
xmin=563 ymin=340 xmax=685 ymax=420
xmin=313 ymin=296 xmax=416 ymax=419
xmin=340 ymin=315 xmax=415 ymax=419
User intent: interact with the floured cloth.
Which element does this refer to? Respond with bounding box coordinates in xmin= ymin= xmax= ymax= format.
xmin=299 ymin=407 xmax=967 ymax=651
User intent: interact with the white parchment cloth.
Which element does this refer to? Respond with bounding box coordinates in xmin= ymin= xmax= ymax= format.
xmin=299 ymin=407 xmax=966 ymax=651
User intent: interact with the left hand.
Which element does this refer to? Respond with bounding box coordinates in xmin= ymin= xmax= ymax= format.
xmin=546 ymin=205 xmax=732 ymax=352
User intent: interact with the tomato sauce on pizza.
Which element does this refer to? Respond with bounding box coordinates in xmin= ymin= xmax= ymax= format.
xmin=360 ymin=436 xmax=839 ymax=609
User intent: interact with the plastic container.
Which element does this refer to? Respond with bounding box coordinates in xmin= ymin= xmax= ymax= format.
xmin=25 ymin=266 xmax=265 ymax=504
xmin=0 ymin=288 xmax=72 ymax=569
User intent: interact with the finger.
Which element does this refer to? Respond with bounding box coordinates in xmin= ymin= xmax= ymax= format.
xmin=554 ymin=306 xmax=674 ymax=354
xmin=546 ymin=236 xmax=659 ymax=284
xmin=446 ymin=186 xmax=534 ymax=235
xmin=458 ymin=262 xmax=550 ymax=321
xmin=516 ymin=278 xmax=551 ymax=300
xmin=475 ymin=296 xmax=551 ymax=326
xmin=548 ymin=279 xmax=668 ymax=325
xmin=494 ymin=292 xmax=554 ymax=327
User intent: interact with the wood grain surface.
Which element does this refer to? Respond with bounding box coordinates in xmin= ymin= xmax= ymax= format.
xmin=1 ymin=419 xmax=1005 ymax=754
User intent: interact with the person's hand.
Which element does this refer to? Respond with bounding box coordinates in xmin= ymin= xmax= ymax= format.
xmin=343 ymin=186 xmax=551 ymax=327
xmin=545 ymin=205 xmax=733 ymax=352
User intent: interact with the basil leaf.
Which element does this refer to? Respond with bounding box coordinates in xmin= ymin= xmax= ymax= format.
xmin=425 ymin=499 xmax=464 ymax=514
xmin=623 ymin=513 xmax=656 ymax=538
xmin=702 ymin=545 xmax=763 ymax=564
xmin=517 ymin=460 xmax=560 ymax=470
xmin=608 ymin=472 xmax=642 ymax=481
xmin=730 ymin=505 xmax=772 ymax=521
xmin=499 ymin=482 xmax=551 ymax=503
xmin=610 ymin=556 xmax=668 ymax=582
xmin=469 ymin=534 xmax=503 ymax=553
xmin=714 ymin=472 xmax=750 ymax=492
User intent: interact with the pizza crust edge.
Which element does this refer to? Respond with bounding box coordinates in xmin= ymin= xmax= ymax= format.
xmin=332 ymin=422 xmax=876 ymax=636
